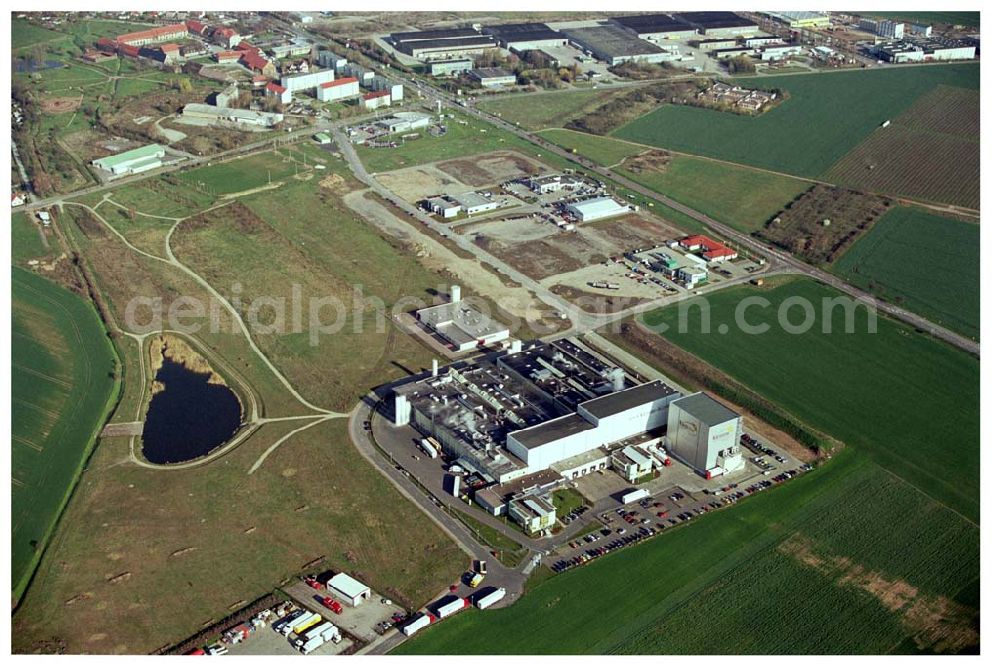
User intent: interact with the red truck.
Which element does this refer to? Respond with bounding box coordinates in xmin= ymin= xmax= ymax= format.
xmin=322 ymin=597 xmax=344 ymax=614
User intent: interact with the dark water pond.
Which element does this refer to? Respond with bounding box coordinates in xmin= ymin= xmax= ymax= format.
xmin=141 ymin=359 xmax=242 ymax=464
xmin=14 ymin=59 xmax=64 ymax=72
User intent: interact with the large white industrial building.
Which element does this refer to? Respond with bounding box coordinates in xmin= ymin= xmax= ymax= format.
xmin=91 ymin=144 xmax=165 ymax=175
xmin=280 ymin=68 xmax=338 ymax=93
xmin=566 ymin=196 xmax=631 ymax=222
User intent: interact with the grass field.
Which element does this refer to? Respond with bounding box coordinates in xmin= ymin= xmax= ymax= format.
xmin=616 ymin=154 xmax=810 ymax=233
xmin=640 ymin=278 xmax=979 ymax=521
xmin=397 ymin=448 xmax=979 ymax=654
xmin=175 ymin=145 xmax=332 ymax=195
xmin=833 ymin=206 xmax=979 ymax=339
xmin=11 ymin=213 xmax=53 ymax=263
xmin=480 ymin=88 xmax=619 ymax=131
xmin=13 ymin=152 xmax=468 ymax=653
xmin=826 ymin=85 xmax=979 ymax=209
xmin=11 ymin=268 xmax=120 ymax=602
xmin=857 ymin=11 xmax=979 ymax=27
xmin=613 ymin=64 xmax=980 ymax=179
xmin=12 ymin=20 xmax=71 ymax=50
xmin=537 ymin=128 xmax=645 ymax=167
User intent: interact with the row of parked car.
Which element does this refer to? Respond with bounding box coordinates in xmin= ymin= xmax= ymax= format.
xmin=552 ymin=526 xmax=659 ymax=572
xmin=560 ymin=504 xmax=589 ymax=525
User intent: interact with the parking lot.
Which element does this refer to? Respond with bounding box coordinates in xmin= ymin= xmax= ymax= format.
xmin=546 ymin=432 xmax=812 ymax=574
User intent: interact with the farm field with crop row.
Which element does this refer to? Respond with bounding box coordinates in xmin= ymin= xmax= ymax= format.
xmin=641 ymin=278 xmax=979 ymax=521
xmin=825 ymin=86 xmax=979 ymax=209
xmin=11 ymin=268 xmax=120 ymax=602
xmin=11 ymin=212 xmax=52 ymax=263
xmin=539 ymin=128 xmax=645 ymax=167
xmin=397 ymin=448 xmax=978 ymax=654
xmin=858 ymin=11 xmax=979 ymax=27
xmin=612 ymin=64 xmax=979 ymax=179
xmin=833 ymin=205 xmax=979 ymax=339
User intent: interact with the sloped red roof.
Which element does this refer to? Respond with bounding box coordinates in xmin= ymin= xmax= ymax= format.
xmin=116 ymin=22 xmax=186 ymax=45
xmin=265 ymin=82 xmax=287 ymax=94
xmin=363 ymin=90 xmax=390 ymax=100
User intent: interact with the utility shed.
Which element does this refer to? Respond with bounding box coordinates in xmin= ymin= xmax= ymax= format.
xmin=326 ymin=572 xmax=372 ymax=606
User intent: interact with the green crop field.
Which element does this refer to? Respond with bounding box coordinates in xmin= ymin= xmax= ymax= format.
xmin=397 ymin=448 xmax=979 ymax=654
xmin=11 ymin=268 xmax=119 ymax=601
xmin=616 ymin=155 xmax=809 ymax=233
xmin=858 ymin=11 xmax=979 ymax=27
xmin=538 ymin=129 xmax=807 ymax=231
xmin=480 ymin=88 xmax=619 ymax=131
xmin=834 ymin=206 xmax=979 ymax=339
xmin=641 ymin=278 xmax=979 ymax=521
xmin=613 ymin=64 xmax=980 ymax=179
xmin=538 ymin=128 xmax=645 ymax=166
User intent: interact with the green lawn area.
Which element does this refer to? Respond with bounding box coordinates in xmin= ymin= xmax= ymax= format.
xmin=176 ymin=144 xmax=331 ymax=195
xmin=615 ymin=155 xmax=810 ymax=233
xmin=858 ymin=11 xmax=979 ymax=27
xmin=397 ymin=448 xmax=979 ymax=654
xmin=11 ymin=19 xmax=71 ymax=50
xmin=834 ymin=206 xmax=979 ymax=340
xmin=538 ymin=128 xmax=645 ymax=167
xmin=479 ymin=88 xmax=619 ymax=131
xmin=551 ymin=487 xmax=591 ymax=518
xmin=448 ymin=508 xmax=527 ymax=568
xmin=613 ymin=64 xmax=980 ymax=179
xmin=11 ymin=213 xmax=52 ymax=263
xmin=11 ymin=268 xmax=120 ymax=602
xmin=641 ymin=278 xmax=979 ymax=521
xmin=356 ymin=112 xmax=545 ymax=173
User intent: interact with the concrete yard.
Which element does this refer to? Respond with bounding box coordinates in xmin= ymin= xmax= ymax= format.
xmin=284 ymin=580 xmax=400 ymax=643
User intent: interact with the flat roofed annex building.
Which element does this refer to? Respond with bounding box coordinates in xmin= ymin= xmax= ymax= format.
xmin=666 ymin=392 xmax=745 ymax=477
xmin=610 ymin=14 xmax=698 ymax=40
xmin=415 ymin=288 xmax=509 ymax=352
xmin=482 ymin=22 xmax=568 ymax=50
xmin=181 ymin=103 xmax=283 ymax=127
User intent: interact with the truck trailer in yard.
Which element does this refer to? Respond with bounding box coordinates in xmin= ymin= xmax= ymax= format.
xmin=402 ymin=613 xmax=431 ymax=636
xmin=287 ymin=612 xmax=322 ymax=637
xmin=418 ymin=438 xmax=438 ymax=459
xmin=273 ymin=609 xmax=305 ymax=634
xmin=296 ymin=622 xmax=341 ymax=653
xmin=474 ymin=587 xmax=506 ymax=610
xmin=435 ymin=596 xmax=468 ymax=619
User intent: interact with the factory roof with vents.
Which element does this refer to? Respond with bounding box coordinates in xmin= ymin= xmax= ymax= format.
xmin=610 ymin=14 xmax=694 ymax=33
xmin=579 ymin=381 xmax=678 ymax=419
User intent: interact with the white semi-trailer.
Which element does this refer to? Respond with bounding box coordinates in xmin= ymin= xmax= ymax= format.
xmin=435 ymin=596 xmax=467 ymax=619
xmin=402 ymin=613 xmax=431 ymax=636
xmin=418 ymin=438 xmax=438 ymax=459
xmin=296 ymin=622 xmax=341 ymax=654
xmin=474 ymin=587 xmax=506 ymax=610
xmin=273 ymin=609 xmax=305 ymax=634
xmin=285 ymin=612 xmax=322 ymax=637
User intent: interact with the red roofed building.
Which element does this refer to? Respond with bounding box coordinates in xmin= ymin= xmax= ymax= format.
xmin=252 ymin=75 xmax=269 ymax=88
xmin=317 ymin=76 xmax=360 ymax=102
xmin=677 ymin=235 xmax=738 ymax=262
xmin=119 ymin=43 xmax=141 ymax=58
xmin=116 ymin=22 xmax=187 ymax=47
xmin=362 ymin=90 xmax=391 ymax=109
xmin=213 ymin=26 xmax=241 ymax=48
xmin=265 ymin=82 xmax=291 ymax=104
xmin=96 ymin=37 xmax=119 ymax=54
xmin=241 ymin=50 xmax=277 ymax=80
xmin=215 ymin=50 xmax=241 ymax=63
xmin=185 ymin=19 xmax=206 ymax=35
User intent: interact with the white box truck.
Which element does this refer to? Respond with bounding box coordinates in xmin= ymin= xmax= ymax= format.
xmin=474 ymin=587 xmax=506 ymax=610
xmin=402 ymin=613 xmax=431 ymax=637
xmin=620 ymin=488 xmax=650 ymax=505
xmin=418 ymin=438 xmax=438 ymax=459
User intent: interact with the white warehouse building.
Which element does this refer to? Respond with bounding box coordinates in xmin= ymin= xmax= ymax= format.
xmin=506 ymin=382 xmax=680 ymax=475
xmin=565 ymin=196 xmax=631 ymax=222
